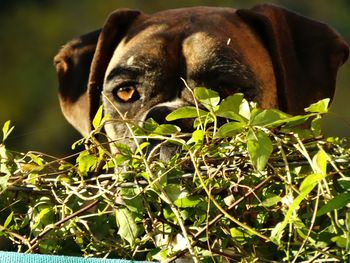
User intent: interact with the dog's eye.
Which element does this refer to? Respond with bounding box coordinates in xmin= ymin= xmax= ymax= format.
xmin=113 ymin=86 xmax=140 ymax=102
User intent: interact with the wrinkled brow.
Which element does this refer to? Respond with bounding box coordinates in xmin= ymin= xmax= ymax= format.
xmin=106 ymin=58 xmax=164 ymax=81
xmin=190 ymin=50 xmax=254 ymax=82
xmin=106 ymin=66 xmax=142 ymax=81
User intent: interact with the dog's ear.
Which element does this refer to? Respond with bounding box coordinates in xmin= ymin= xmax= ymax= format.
xmin=54 ymin=9 xmax=141 ymax=136
xmin=237 ymin=4 xmax=349 ymax=114
xmin=54 ymin=30 xmax=100 ymax=136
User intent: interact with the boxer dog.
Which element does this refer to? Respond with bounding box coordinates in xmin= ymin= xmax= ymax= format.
xmin=54 ymin=4 xmax=348 ymax=150
xmin=54 ymin=4 xmax=349 ymax=261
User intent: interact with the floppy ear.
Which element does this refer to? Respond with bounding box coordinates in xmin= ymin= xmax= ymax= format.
xmin=237 ymin=4 xmax=349 ymax=114
xmin=54 ymin=9 xmax=141 ymax=136
xmin=54 ymin=30 xmax=100 ymax=136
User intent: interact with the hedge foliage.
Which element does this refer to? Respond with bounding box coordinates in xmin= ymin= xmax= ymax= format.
xmin=1 ymin=88 xmax=350 ymax=262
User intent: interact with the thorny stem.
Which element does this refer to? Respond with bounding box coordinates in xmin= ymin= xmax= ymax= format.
xmin=205 ymin=184 xmax=214 ymax=262
xmin=26 ymin=199 xmax=100 ymax=253
xmin=292 ymin=184 xmax=321 ymax=263
xmin=276 ymin=139 xmax=292 ymax=185
xmin=293 ymin=134 xmax=314 ymax=171
xmin=317 ymin=145 xmax=343 ymax=234
xmin=0 ymin=224 xmax=30 ymax=247
xmin=165 ymin=174 xmax=276 ymax=263
xmin=103 ymin=92 xmax=200 ymax=263
xmin=4 ymin=93 xmax=350 ymax=261
xmin=181 ymin=78 xmax=204 ymax=131
xmin=276 ymin=137 xmax=294 ymax=261
xmin=294 ymin=136 xmax=341 ymax=235
xmin=189 ymin=150 xmax=271 ymax=241
xmin=166 ymin=156 xmax=276 ymax=262
xmin=199 ymin=174 xmax=275 ymax=237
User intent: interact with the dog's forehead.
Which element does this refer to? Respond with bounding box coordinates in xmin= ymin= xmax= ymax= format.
xmin=182 ymin=32 xmax=235 ymax=72
xmin=105 ymin=24 xmax=167 ymax=75
xmin=104 ymin=7 xmax=278 ymax=109
xmin=148 ymin=6 xmax=238 ymax=25
xmin=106 ymin=8 xmax=245 ymax=75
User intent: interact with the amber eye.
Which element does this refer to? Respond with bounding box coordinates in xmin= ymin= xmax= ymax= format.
xmin=113 ymin=86 xmax=140 ymax=102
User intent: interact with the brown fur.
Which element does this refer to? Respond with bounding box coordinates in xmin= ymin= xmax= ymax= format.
xmin=54 ymin=5 xmax=349 ymax=141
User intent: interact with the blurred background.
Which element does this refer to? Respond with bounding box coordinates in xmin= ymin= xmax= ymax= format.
xmin=1 ymin=0 xmax=349 ymax=157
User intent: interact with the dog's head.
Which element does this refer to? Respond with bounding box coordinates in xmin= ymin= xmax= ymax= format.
xmin=54 ymin=4 xmax=349 ymax=149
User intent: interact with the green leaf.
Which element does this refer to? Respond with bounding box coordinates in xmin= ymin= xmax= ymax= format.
xmin=2 ymin=120 xmax=14 ymax=142
xmin=230 ymin=227 xmax=252 ymax=242
xmin=193 ymin=113 xmax=214 ymax=129
xmin=164 ymin=184 xmax=186 ymax=202
xmin=20 ymin=163 xmax=43 ymax=172
xmin=71 ymin=137 xmax=85 ymax=150
xmin=216 ymin=111 xmax=247 ymax=124
xmin=116 ymin=208 xmax=142 ymax=246
xmin=4 ymin=211 xmax=13 ymax=228
xmin=262 ymin=195 xmax=282 ymax=207
xmin=271 ymin=196 xmax=307 ymax=243
xmin=317 ymin=192 xmax=350 ymax=216
xmin=283 ymin=115 xmax=312 ymax=128
xmin=0 ymin=175 xmax=10 ymax=192
xmin=166 ymin=106 xmax=207 ymax=121
xmin=174 ymin=196 xmax=202 ymax=208
xmin=270 ymin=222 xmax=284 ymax=244
xmin=250 ymin=109 xmax=289 ymax=127
xmin=312 ymin=149 xmax=327 ymax=176
xmin=153 ymin=124 xmax=181 ymax=135
xmin=29 ymin=153 xmax=44 ymax=167
xmin=194 ymin=87 xmax=220 ymax=111
xmin=346 ymin=210 xmax=350 ymax=233
xmin=191 ymin=129 xmax=204 ymax=143
xmin=151 ymin=248 xmax=170 ymax=262
xmin=272 ymin=172 xmax=324 ymax=243
xmin=331 ymin=236 xmax=347 ymax=248
xmin=92 ymin=105 xmax=104 ymax=129
xmin=163 ymin=205 xmax=176 ymax=222
xmin=217 ymin=122 xmax=245 ymax=138
xmin=0 ymin=145 xmax=11 ymax=169
xmin=230 ymin=228 xmax=245 ymax=243
xmin=143 ymin=118 xmax=159 ymax=132
xmin=121 ymin=188 xmax=145 ymax=214
xmin=239 ymin=99 xmax=251 ymax=120
xmin=305 ymin=98 xmax=330 ymax=114
xmin=300 ymin=173 xmax=324 ymax=193
xmin=37 ymin=207 xmax=53 ymax=225
xmin=135 ymin=141 xmax=150 ymax=155
xmin=113 ymin=154 xmax=129 ymax=165
xmin=311 ymin=115 xmax=322 ymax=136
xmin=32 ymin=207 xmax=54 ymax=230
xmin=247 ymin=129 xmax=273 ymax=171
xmin=76 ymin=151 xmax=98 ymax=176
xmin=338 ymin=178 xmax=350 ymax=190
xmin=115 ymin=143 xmax=133 ymax=157
xmin=0 ymin=145 xmax=11 ymax=192
xmin=217 ymin=93 xmax=244 ymax=114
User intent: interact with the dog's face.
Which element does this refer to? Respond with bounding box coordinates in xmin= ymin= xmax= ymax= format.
xmin=102 ymin=7 xmax=278 ymax=146
xmin=54 ymin=4 xmax=349 ymax=149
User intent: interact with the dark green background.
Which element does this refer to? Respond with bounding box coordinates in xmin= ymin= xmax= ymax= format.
xmin=1 ymin=0 xmax=349 ymax=156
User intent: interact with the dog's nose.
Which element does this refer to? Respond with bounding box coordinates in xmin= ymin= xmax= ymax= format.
xmin=145 ymin=106 xmax=194 ymax=132
xmin=145 ymin=106 xmax=172 ymax=125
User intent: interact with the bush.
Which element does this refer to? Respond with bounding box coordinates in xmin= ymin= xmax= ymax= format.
xmin=1 ymin=87 xmax=350 ymax=262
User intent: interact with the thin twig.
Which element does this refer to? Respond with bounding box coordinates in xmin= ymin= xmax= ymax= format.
xmin=164 ymin=163 xmax=276 ymax=263
xmin=0 ymin=224 xmax=30 ymax=247
xmin=103 ymin=92 xmax=200 ymax=263
xmin=26 ymin=199 xmax=100 ymax=252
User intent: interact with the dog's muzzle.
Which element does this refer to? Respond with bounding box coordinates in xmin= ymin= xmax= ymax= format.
xmin=141 ymin=101 xmax=193 ymax=162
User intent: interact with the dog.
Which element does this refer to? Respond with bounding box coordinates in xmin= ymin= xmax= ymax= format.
xmin=54 ymin=4 xmax=349 ymax=150
xmin=53 ymin=4 xmax=349 ymax=261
